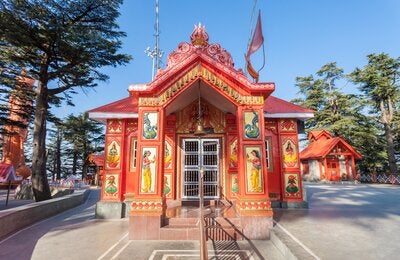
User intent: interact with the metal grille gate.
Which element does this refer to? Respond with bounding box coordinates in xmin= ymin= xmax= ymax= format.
xmin=182 ymin=139 xmax=220 ymax=199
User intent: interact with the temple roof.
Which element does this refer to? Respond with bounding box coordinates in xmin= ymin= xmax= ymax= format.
xmin=89 ymin=94 xmax=314 ymax=121
xmin=300 ymin=133 xmax=362 ymax=160
xmin=88 ymin=24 xmax=314 ymax=122
xmin=127 ymin=23 xmax=274 ymax=97
xmin=264 ymin=96 xmax=314 ymax=120
xmin=88 ymin=96 xmax=138 ymax=121
xmin=88 ymin=154 xmax=105 ymax=167
xmin=307 ymin=130 xmax=333 ymax=141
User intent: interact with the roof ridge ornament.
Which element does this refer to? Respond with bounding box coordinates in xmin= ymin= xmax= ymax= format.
xmin=190 ymin=23 xmax=209 ymax=46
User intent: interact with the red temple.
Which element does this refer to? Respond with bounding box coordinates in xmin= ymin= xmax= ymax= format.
xmin=89 ymin=24 xmax=314 ymax=239
xmin=300 ymin=130 xmax=362 ymax=181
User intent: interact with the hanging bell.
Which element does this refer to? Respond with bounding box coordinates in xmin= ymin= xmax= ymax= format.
xmin=194 ymin=118 xmax=206 ymax=136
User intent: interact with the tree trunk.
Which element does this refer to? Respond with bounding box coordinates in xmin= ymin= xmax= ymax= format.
xmin=82 ymin=141 xmax=88 ymax=180
xmin=56 ymin=131 xmax=61 ymax=180
xmin=72 ymin=150 xmax=78 ymax=175
xmin=384 ymin=123 xmax=398 ymax=174
xmin=31 ymin=85 xmax=51 ymax=201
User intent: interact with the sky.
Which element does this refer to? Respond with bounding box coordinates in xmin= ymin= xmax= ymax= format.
xmin=53 ymin=0 xmax=400 ymax=118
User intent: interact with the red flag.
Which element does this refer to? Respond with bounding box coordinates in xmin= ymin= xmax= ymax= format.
xmin=246 ymin=10 xmax=264 ymax=60
xmin=246 ymin=10 xmax=264 ymax=82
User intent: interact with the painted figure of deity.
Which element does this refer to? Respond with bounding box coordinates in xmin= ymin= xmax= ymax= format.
xmin=283 ymin=141 xmax=297 ymax=167
xmin=229 ymin=139 xmax=238 ymax=168
xmin=106 ymin=143 xmax=119 ymax=168
xmin=247 ymin=149 xmax=262 ymax=192
xmin=141 ymin=150 xmax=156 ymax=193
xmin=164 ymin=144 xmax=172 ymax=169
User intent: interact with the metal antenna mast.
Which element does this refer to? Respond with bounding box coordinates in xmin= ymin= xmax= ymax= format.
xmin=145 ymin=0 xmax=163 ymax=80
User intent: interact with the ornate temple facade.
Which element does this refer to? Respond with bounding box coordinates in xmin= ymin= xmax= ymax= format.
xmin=88 ymin=25 xmax=313 ymax=239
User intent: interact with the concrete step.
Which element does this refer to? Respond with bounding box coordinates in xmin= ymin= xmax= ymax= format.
xmin=166 ymin=217 xmax=199 ymax=226
xmin=205 ymin=216 xmax=242 ymax=227
xmin=161 ymin=216 xmax=243 ymax=241
xmin=160 ymin=224 xmax=243 ymax=241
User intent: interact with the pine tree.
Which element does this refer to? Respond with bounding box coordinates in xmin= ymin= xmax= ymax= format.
xmin=0 ymin=0 xmax=131 ymax=201
xmin=62 ymin=113 xmax=104 ymax=180
xmin=350 ymin=53 xmax=400 ymax=174
xmin=293 ymin=62 xmax=386 ymax=172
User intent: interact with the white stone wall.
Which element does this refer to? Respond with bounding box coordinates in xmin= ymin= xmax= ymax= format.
xmin=308 ymin=159 xmax=320 ymax=181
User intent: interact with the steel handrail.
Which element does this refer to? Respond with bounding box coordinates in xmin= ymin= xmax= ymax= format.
xmin=199 ymin=168 xmax=208 ymax=260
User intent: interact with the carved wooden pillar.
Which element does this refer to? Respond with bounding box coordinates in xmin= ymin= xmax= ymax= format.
xmin=236 ymin=105 xmax=272 ymax=239
xmin=129 ymin=107 xmax=166 ymax=240
xmin=278 ymin=119 xmax=305 ymax=207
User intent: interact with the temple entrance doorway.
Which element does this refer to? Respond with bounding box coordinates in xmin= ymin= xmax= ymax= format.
xmin=181 ymin=138 xmax=220 ymax=200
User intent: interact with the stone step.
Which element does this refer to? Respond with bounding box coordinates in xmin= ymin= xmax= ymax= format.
xmin=166 ymin=217 xmax=199 ymax=226
xmin=204 ymin=216 xmax=242 ymax=227
xmin=160 ymin=225 xmax=243 ymax=241
xmin=166 ymin=216 xmax=242 ymax=228
xmin=160 ymin=225 xmax=200 ymax=240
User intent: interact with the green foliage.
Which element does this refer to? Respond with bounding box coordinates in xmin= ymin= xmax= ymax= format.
xmin=0 ymin=0 xmax=131 ymax=201
xmin=46 ymin=113 xmax=104 ymax=181
xmin=61 ymin=113 xmax=104 ymax=178
xmin=293 ymin=61 xmax=389 ymax=173
xmin=349 ymin=53 xmax=399 ymax=173
xmin=293 ymin=62 xmax=363 ymax=135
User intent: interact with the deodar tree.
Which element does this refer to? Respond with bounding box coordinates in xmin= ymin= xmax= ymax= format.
xmin=350 ymin=53 xmax=399 ymax=174
xmin=0 ymin=0 xmax=131 ymax=201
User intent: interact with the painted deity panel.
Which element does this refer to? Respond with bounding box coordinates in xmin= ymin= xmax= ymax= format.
xmin=176 ymin=99 xmax=225 ymax=134
xmin=229 ymin=138 xmax=238 ymax=169
xmin=244 ymin=111 xmax=260 ymax=139
xmin=230 ymin=174 xmax=239 ymax=197
xmin=282 ymin=137 xmax=298 ymax=168
xmin=142 ymin=112 xmax=158 ymax=139
xmin=163 ymin=173 xmax=172 ymax=198
xmin=164 ymin=140 xmax=172 ymax=169
xmin=106 ymin=139 xmax=121 ymax=169
xmin=284 ymin=173 xmax=301 ymax=198
xmin=140 ymin=147 xmax=157 ymax=194
xmin=103 ymin=173 xmax=119 ymax=198
xmin=244 ymin=146 xmax=264 ymax=194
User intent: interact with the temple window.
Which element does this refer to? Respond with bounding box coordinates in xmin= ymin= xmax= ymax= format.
xmin=265 ymin=138 xmax=273 ymax=172
xmin=130 ymin=137 xmax=138 ymax=171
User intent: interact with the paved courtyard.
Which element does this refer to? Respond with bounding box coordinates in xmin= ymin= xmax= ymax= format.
xmin=274 ymin=183 xmax=400 ymax=260
xmin=1 ymin=184 xmax=399 ymax=259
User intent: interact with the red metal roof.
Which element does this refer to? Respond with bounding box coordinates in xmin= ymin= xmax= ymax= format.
xmin=88 ymin=94 xmax=314 ymax=118
xmin=89 ymin=154 xmax=105 ymax=167
xmin=264 ymin=96 xmax=314 ymax=114
xmin=87 ymin=96 xmax=138 ymax=114
xmin=307 ymin=130 xmax=332 ymax=141
xmin=300 ymin=136 xmax=362 ymax=160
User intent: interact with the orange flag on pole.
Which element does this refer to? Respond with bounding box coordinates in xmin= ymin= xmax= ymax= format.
xmin=246 ymin=10 xmax=265 ymax=82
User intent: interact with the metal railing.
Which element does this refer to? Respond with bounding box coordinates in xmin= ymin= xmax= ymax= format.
xmin=358 ymin=173 xmax=400 ymax=185
xmin=199 ymin=168 xmax=208 ymax=260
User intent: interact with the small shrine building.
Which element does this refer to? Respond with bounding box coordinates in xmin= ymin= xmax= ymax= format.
xmin=86 ymin=154 xmax=105 ymax=186
xmin=88 ymin=25 xmax=314 ymax=239
xmin=300 ymin=130 xmax=362 ymax=181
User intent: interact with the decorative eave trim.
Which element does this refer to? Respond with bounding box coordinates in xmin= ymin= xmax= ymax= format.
xmin=88 ymin=112 xmax=138 ymax=119
xmin=138 ymin=64 xmax=267 ymax=107
xmin=264 ymin=112 xmax=314 ymax=121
